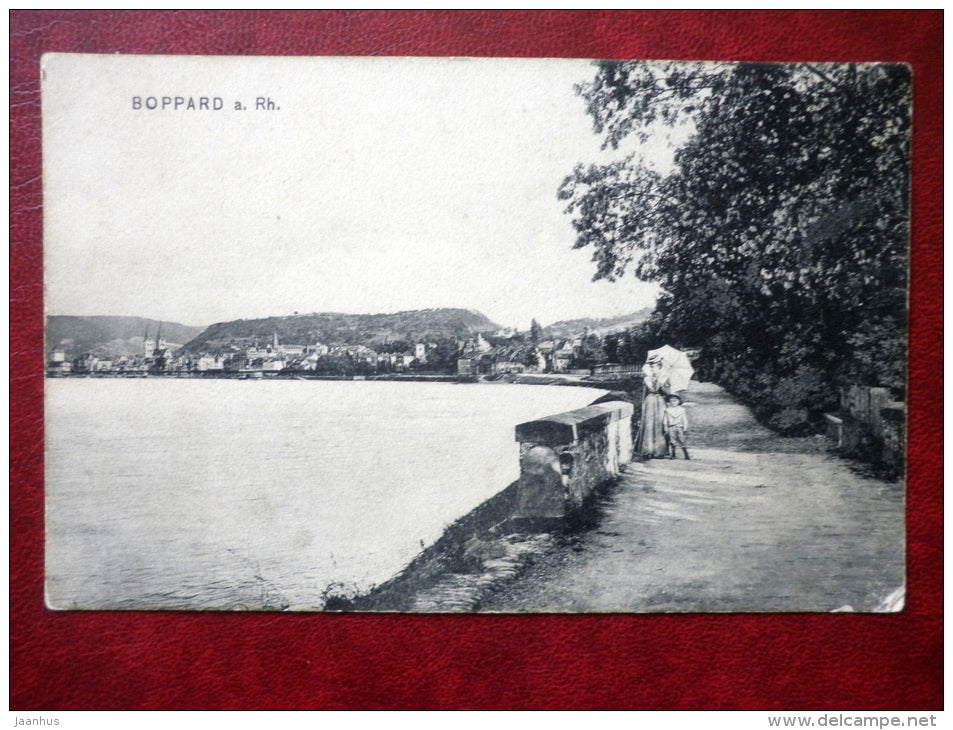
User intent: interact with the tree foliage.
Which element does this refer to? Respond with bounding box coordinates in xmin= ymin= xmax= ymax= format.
xmin=571 ymin=332 xmax=607 ymax=370
xmin=530 ymin=318 xmax=542 ymax=344
xmin=560 ymin=61 xmax=910 ymax=432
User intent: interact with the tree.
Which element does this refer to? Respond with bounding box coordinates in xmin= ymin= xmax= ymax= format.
xmin=530 ymin=318 xmax=542 ymax=344
xmin=572 ymin=333 xmax=607 ymax=370
xmin=603 ymin=332 xmax=619 ymax=363
xmin=560 ymin=61 xmax=910 ymax=431
xmin=424 ymin=338 xmax=461 ymax=372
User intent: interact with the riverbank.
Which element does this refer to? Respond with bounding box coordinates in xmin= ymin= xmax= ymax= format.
xmin=323 ymin=475 xmax=624 ymax=612
xmin=46 ymin=370 xmax=642 ymax=391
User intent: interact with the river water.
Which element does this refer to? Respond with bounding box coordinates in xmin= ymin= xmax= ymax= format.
xmin=45 ymin=378 xmax=603 ymax=611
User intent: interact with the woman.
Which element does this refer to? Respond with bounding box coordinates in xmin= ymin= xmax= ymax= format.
xmin=634 ymin=355 xmax=670 ymax=459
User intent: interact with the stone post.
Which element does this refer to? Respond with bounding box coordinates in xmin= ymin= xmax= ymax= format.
xmin=513 ymin=400 xmax=634 ymax=521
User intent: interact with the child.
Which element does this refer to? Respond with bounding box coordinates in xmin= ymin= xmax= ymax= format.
xmin=662 ymin=394 xmax=690 ymax=460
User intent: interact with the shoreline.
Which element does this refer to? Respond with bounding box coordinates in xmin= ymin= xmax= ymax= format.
xmin=46 ymin=371 xmax=644 ymax=391
xmin=324 ymin=387 xmax=640 ymax=613
xmin=322 ymin=476 xmax=624 ymax=613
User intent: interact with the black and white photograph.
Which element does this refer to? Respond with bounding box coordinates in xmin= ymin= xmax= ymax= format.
xmin=43 ymin=53 xmax=909 ymax=613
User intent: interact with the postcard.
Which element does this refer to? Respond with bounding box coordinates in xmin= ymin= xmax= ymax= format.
xmin=42 ymin=54 xmax=908 ymax=612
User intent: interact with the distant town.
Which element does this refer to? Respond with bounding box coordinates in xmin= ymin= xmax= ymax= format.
xmin=45 ymin=309 xmax=656 ymax=381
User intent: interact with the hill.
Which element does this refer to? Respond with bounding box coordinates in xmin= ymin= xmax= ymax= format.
xmin=46 ymin=316 xmax=206 ymax=359
xmin=543 ymin=309 xmax=653 ymax=340
xmin=180 ymin=308 xmax=499 ymax=354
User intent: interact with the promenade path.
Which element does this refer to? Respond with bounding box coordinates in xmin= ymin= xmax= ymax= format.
xmin=479 ymin=381 xmax=905 ymax=613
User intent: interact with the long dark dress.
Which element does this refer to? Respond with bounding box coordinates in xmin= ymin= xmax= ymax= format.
xmin=634 ymin=372 xmax=669 ymax=458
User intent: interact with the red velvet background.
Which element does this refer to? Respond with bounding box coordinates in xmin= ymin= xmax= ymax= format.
xmin=10 ymin=10 xmax=942 ymax=710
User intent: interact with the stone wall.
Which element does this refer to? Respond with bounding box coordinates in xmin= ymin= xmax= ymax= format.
xmin=824 ymin=385 xmax=905 ymax=472
xmin=330 ymin=398 xmax=635 ymax=610
xmin=513 ymin=400 xmax=634 ymax=520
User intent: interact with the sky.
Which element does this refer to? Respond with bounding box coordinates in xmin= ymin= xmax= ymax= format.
xmin=43 ymin=54 xmax=670 ymax=329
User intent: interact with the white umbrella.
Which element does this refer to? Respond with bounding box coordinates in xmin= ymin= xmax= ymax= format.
xmin=644 ymin=345 xmax=694 ymax=392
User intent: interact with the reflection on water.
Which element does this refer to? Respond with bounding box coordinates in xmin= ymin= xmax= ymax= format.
xmin=45 ymin=378 xmax=603 ymax=610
